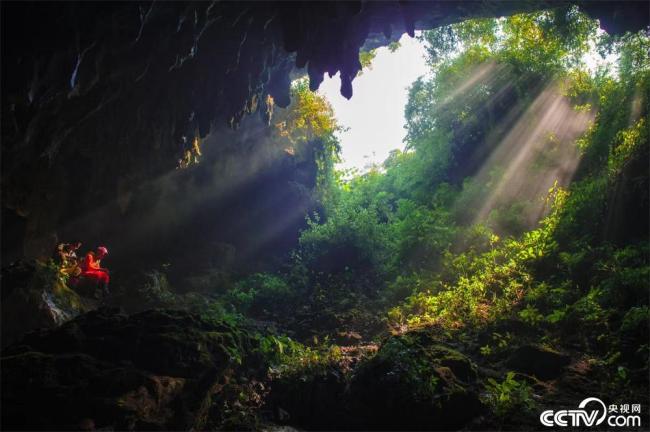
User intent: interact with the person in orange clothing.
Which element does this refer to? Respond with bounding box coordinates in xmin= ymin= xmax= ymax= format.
xmin=79 ymin=246 xmax=110 ymax=296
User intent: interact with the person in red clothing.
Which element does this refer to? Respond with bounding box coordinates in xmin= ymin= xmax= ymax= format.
xmin=80 ymin=246 xmax=110 ymax=296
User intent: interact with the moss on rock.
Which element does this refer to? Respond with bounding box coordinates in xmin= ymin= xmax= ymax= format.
xmin=348 ymin=328 xmax=484 ymax=430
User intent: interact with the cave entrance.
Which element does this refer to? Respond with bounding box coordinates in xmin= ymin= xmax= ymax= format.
xmin=318 ymin=32 xmax=428 ymax=173
xmin=309 ymin=16 xmax=613 ymax=237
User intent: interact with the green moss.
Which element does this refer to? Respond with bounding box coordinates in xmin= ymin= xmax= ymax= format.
xmin=52 ymin=278 xmax=85 ymax=311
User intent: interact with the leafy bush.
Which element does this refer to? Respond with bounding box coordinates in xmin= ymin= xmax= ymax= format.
xmin=299 ymin=201 xmax=392 ymax=275
xmin=258 ymin=333 xmax=343 ymax=378
xmin=225 ymin=273 xmax=293 ymax=315
xmin=620 ymin=306 xmax=650 ymax=333
xmin=139 ymin=270 xmax=176 ymax=305
xmin=482 ymin=372 xmax=536 ymax=418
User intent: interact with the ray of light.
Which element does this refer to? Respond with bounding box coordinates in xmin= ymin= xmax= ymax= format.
xmin=39 ymin=115 xmax=308 ymax=264
xmin=438 ymin=61 xmax=501 ymax=108
xmin=468 ymin=80 xmax=596 ymax=231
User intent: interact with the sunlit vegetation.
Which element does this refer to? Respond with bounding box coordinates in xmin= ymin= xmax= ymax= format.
xmin=358 ymin=49 xmax=377 ymax=75
xmin=290 ymin=9 xmax=649 ymax=340
xmin=273 ymin=79 xmax=340 ymax=145
xmin=272 ymin=78 xmax=342 ymax=206
xmin=209 ymin=7 xmax=649 ymax=426
xmin=177 ymin=135 xmax=203 ymax=169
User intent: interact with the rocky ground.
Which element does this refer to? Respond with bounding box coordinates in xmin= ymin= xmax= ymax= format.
xmin=2 ymin=308 xmax=261 ymax=431
xmin=1 ymin=262 xmax=648 ymax=431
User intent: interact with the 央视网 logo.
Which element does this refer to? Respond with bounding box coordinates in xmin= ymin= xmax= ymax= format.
xmin=540 ymin=397 xmax=642 ymax=428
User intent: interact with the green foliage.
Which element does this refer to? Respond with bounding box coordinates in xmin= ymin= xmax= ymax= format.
xmin=299 ymin=194 xmax=393 ymax=275
xmin=32 ymin=260 xmax=86 ymax=312
xmin=392 ymin=200 xmax=456 ymax=271
xmin=596 ymin=245 xmax=650 ymax=304
xmin=281 ymin=9 xmax=648 ymax=346
xmin=620 ymin=306 xmax=650 ymax=333
xmin=420 ymin=18 xmax=498 ymax=63
xmin=274 ymin=79 xmax=341 ymax=145
xmin=518 ymin=305 xmax=544 ymax=326
xmin=383 ymin=273 xmax=423 ymax=304
xmin=226 ymin=273 xmax=293 ymax=315
xmin=387 ymin=41 xmax=401 ymax=52
xmin=373 ymin=336 xmax=442 ymax=400
xmin=192 ymin=298 xmax=245 ymax=328
xmin=387 ymin=186 xmax=565 ymax=330
xmin=480 ymin=332 xmax=514 ymax=358
xmin=609 ymin=118 xmax=647 ymax=176
xmin=358 ymin=49 xmax=377 ymax=75
xmin=482 ymin=372 xmax=536 ymax=418
xmin=139 ymin=270 xmax=176 ymax=305
xmin=617 ymin=30 xmax=650 ymax=79
xmin=499 ymin=8 xmax=596 ymax=74
xmin=259 ymin=333 xmax=343 ymax=377
xmin=422 ymin=7 xmax=596 ymax=73
xmin=273 ymin=78 xmax=342 ymax=208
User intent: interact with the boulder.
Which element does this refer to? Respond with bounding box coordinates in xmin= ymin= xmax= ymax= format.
xmin=1 ymin=260 xmax=94 ymax=348
xmin=267 ymin=328 xmax=484 ymax=430
xmin=270 ymin=367 xmax=350 ymax=430
xmin=1 ymin=308 xmax=259 ymax=431
xmin=506 ymin=344 xmax=571 ymax=380
xmin=348 ymin=329 xmax=484 ymax=430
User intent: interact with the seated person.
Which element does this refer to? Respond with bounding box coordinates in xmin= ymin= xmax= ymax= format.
xmin=53 ymin=242 xmax=69 ymax=266
xmin=78 ymin=246 xmax=110 ymax=297
xmin=60 ymin=242 xmax=83 ymax=277
xmin=66 ymin=242 xmax=82 ymax=262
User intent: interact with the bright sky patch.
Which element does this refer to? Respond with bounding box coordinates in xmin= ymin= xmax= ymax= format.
xmin=318 ymin=33 xmax=429 ymax=173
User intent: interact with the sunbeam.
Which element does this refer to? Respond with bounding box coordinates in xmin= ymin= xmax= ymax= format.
xmin=41 ymin=113 xmax=314 ymax=270
xmin=469 ymin=80 xmax=595 ymax=231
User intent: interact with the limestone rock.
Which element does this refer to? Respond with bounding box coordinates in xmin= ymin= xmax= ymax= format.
xmin=1 ymin=260 xmax=93 ymax=348
xmin=349 ymin=329 xmax=484 ymax=430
